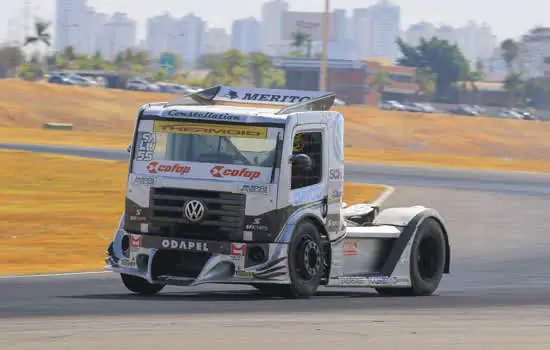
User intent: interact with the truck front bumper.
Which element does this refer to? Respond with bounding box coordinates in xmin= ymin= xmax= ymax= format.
xmin=105 ymin=228 xmax=291 ymax=286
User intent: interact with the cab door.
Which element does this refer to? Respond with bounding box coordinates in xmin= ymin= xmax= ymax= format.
xmin=286 ymin=123 xmax=329 ymax=218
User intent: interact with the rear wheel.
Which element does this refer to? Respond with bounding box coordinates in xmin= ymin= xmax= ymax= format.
xmin=120 ymin=273 xmax=165 ymax=295
xmin=376 ymin=217 xmax=446 ymax=296
xmin=255 ymin=220 xmax=324 ymax=299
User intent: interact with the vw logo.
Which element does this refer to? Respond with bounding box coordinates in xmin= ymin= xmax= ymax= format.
xmin=183 ymin=200 xmax=205 ymax=222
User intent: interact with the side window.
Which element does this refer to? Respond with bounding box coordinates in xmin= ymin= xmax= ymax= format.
xmin=291 ymin=131 xmax=323 ymax=190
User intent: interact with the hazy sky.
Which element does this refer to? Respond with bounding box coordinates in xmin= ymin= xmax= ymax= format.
xmin=2 ymin=0 xmax=548 ymax=42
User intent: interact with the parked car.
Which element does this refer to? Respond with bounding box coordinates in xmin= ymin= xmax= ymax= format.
xmin=498 ymin=110 xmax=524 ymax=120
xmin=126 ymin=79 xmax=160 ymax=92
xmin=157 ymin=83 xmax=195 ymax=95
xmin=379 ymin=100 xmax=406 ymax=111
xmin=416 ymin=103 xmax=436 ymax=113
xmin=47 ymin=74 xmax=76 ymax=85
xmin=511 ymin=109 xmax=540 ymax=121
xmin=451 ymin=105 xmax=479 ymax=116
xmin=402 ymin=103 xmax=423 ymax=112
xmin=65 ymin=74 xmax=99 ymax=87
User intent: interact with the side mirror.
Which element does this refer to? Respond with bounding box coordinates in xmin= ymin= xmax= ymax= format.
xmin=126 ymin=144 xmax=132 ymax=153
xmin=290 ymin=153 xmax=312 ymax=171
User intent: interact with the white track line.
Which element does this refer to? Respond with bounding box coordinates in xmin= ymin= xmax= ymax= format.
xmin=370 ymin=185 xmax=396 ymax=207
xmin=0 ymin=271 xmax=110 ymax=279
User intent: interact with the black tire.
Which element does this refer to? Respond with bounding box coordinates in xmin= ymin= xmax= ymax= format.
xmin=376 ymin=217 xmax=446 ymax=297
xmin=255 ymin=220 xmax=324 ymax=299
xmin=120 ymin=273 xmax=165 ymax=295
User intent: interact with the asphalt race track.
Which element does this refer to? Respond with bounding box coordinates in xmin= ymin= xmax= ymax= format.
xmin=2 ymin=143 xmax=550 ymax=349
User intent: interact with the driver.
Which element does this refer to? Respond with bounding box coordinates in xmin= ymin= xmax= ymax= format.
xmin=291 ymin=133 xmax=311 ymax=189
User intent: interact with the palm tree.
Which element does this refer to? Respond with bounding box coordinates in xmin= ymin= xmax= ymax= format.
xmin=291 ymin=31 xmax=312 ymax=58
xmin=24 ymin=18 xmax=51 ymax=73
xmin=503 ymin=72 xmax=524 ymax=107
xmin=500 ymin=39 xmax=519 ymax=73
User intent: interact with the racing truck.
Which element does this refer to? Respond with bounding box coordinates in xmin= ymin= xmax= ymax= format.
xmin=105 ymin=85 xmax=451 ymax=298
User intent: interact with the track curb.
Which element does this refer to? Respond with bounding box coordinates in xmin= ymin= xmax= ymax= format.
xmin=370 ymin=184 xmax=396 ymax=207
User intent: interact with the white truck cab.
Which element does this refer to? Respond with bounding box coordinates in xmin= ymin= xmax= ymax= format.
xmin=105 ymin=85 xmax=451 ymax=298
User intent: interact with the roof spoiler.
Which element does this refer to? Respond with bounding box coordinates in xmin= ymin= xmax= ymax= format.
xmin=163 ymin=85 xmax=336 ymax=113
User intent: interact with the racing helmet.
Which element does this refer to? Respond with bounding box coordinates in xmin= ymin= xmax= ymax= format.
xmin=293 ymin=133 xmax=306 ymax=153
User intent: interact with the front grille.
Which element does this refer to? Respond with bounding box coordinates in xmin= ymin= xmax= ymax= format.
xmin=149 ymin=187 xmax=245 ymax=241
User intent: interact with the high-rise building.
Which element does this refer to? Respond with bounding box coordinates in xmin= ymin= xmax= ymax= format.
xmin=352 ymin=8 xmax=371 ymax=59
xmin=231 ymin=17 xmax=261 ymax=54
xmin=81 ymin=7 xmax=108 ymax=56
xmin=98 ymin=12 xmax=137 ymax=60
xmin=261 ymin=0 xmax=289 ymax=56
xmin=328 ymin=9 xmax=352 ymax=59
xmin=171 ymin=13 xmax=206 ymax=68
xmin=404 ymin=22 xmax=436 ymax=46
xmin=433 ymin=25 xmax=457 ymax=44
xmin=368 ymin=0 xmax=401 ymax=60
xmin=146 ymin=13 xmax=177 ymax=59
xmin=518 ymin=26 xmax=550 ymax=77
xmin=54 ymin=0 xmax=88 ymax=52
xmin=204 ymin=27 xmax=230 ymax=54
xmin=352 ymin=1 xmax=400 ymax=60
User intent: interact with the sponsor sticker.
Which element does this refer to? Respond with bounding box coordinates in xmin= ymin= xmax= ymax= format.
xmin=216 ymin=87 xmax=324 ymax=105
xmin=291 ymin=184 xmax=324 ymax=205
xmin=231 ymin=243 xmax=246 ymax=256
xmin=134 ymin=175 xmax=156 ymax=186
xmin=245 ymin=218 xmax=269 ymax=232
xmin=165 ymin=109 xmax=243 ymax=121
xmin=147 ymin=161 xmax=191 ymax=176
xmin=327 ymin=219 xmax=341 ymax=231
xmin=338 ymin=276 xmax=403 ymax=286
xmin=239 ymin=184 xmax=270 ymax=194
xmin=343 ymin=241 xmax=357 ymax=255
xmin=130 ymin=235 xmax=142 ymax=248
xmin=210 ymin=165 xmax=261 ymax=181
xmin=235 ymin=271 xmax=254 ymax=279
xmin=329 ymin=168 xmax=344 ymax=181
xmin=120 ymin=259 xmax=136 ymax=267
xmin=161 ymin=239 xmax=209 ymax=252
xmin=135 ymin=132 xmax=156 ymax=161
xmin=153 ymin=121 xmax=267 ymax=139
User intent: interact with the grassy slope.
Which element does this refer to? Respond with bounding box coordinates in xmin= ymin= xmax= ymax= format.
xmin=0 ymin=149 xmax=386 ymax=275
xmin=2 ymin=80 xmax=550 ymax=171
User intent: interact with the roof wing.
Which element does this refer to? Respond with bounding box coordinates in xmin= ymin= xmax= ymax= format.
xmin=163 ymin=85 xmax=336 ymax=112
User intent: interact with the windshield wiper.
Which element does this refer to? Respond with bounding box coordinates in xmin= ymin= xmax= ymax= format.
xmin=270 ymin=132 xmax=283 ymax=184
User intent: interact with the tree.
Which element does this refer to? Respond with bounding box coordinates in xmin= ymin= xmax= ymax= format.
xmin=62 ymin=45 xmax=76 ymax=61
xmin=24 ymin=18 xmax=52 ymax=73
xmin=503 ymin=72 xmax=524 ymax=107
xmin=248 ymin=52 xmax=272 ymax=87
xmin=500 ymin=39 xmax=519 ymax=73
xmin=396 ymin=37 xmax=470 ymax=99
xmin=415 ymin=67 xmax=437 ymax=101
xmin=221 ymin=50 xmax=248 ymax=85
xmin=369 ymin=70 xmax=391 ymax=98
xmin=291 ymin=31 xmax=312 ymax=58
xmin=0 ymin=46 xmax=25 ymax=78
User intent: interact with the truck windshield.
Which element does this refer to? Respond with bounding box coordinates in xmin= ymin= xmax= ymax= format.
xmin=132 ymin=119 xmax=281 ymax=168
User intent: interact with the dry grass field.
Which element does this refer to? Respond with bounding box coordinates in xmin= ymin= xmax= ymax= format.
xmin=0 ymin=149 xmax=387 ymax=275
xmin=2 ymin=80 xmax=550 ymax=172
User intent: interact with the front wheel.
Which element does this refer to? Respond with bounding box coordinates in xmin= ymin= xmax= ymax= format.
xmin=256 ymin=220 xmax=325 ymax=299
xmin=120 ymin=273 xmax=165 ymax=295
xmin=376 ymin=217 xmax=446 ymax=297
